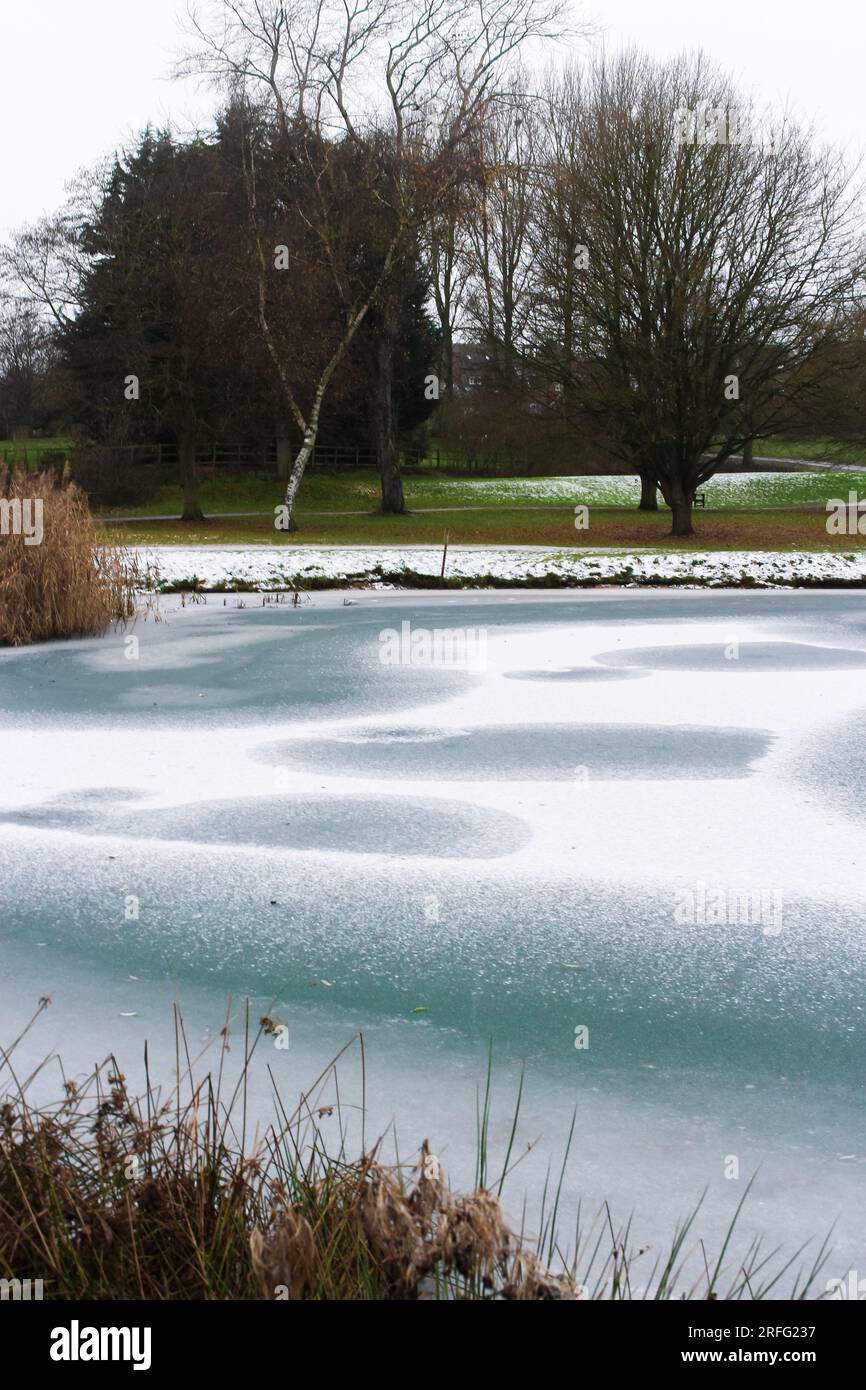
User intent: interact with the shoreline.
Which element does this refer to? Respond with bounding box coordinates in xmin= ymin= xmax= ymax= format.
xmin=128 ymin=543 xmax=866 ymax=593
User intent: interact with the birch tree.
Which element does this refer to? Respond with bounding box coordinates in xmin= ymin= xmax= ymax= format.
xmin=180 ymin=0 xmax=569 ymax=527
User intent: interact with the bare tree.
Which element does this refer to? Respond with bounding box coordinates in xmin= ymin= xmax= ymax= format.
xmin=780 ymin=307 xmax=866 ymax=456
xmin=0 ymin=301 xmax=57 ymax=437
xmin=464 ymin=73 xmax=539 ymax=385
xmin=180 ymin=0 xmax=571 ymax=526
xmin=0 ymin=212 xmax=88 ymax=332
xmin=528 ymin=51 xmax=865 ymax=535
xmin=425 ymin=201 xmax=472 ymax=392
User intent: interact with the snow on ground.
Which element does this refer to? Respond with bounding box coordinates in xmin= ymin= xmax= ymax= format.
xmin=412 ymin=475 xmax=644 ymax=504
xmin=138 ymin=543 xmax=866 ymax=590
xmin=408 ymin=470 xmax=866 ymax=507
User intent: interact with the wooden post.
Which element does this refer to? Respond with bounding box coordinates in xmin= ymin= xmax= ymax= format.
xmin=440 ymin=528 xmax=449 ymax=579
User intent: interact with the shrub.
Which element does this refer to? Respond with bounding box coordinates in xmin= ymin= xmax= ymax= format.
xmin=0 ymin=466 xmax=140 ymax=646
xmin=68 ymin=444 xmax=172 ymax=508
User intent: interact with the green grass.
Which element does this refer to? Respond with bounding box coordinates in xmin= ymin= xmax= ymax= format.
xmin=7 ymin=437 xmax=866 ymax=552
xmin=91 ymin=464 xmax=866 ymax=520
xmin=96 ymin=468 xmax=382 ymax=516
xmin=0 ymin=436 xmax=72 ymax=464
xmin=753 ymin=436 xmax=866 ymax=466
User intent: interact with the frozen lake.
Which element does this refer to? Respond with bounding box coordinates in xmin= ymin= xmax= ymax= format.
xmin=1 ymin=590 xmax=865 ymax=1294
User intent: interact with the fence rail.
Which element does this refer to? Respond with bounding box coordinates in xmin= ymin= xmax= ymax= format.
xmin=8 ymin=439 xmax=540 ymax=478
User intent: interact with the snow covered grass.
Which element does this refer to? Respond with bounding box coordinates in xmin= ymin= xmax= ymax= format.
xmin=138 ymin=543 xmax=866 ymax=592
xmin=96 ymin=467 xmax=866 ymax=518
xmin=405 ymin=470 xmax=866 ymax=509
xmin=98 ymin=469 xmax=866 ymax=556
xmin=675 ymin=471 xmax=866 ymax=509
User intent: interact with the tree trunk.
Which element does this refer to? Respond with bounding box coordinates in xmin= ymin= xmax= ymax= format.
xmin=656 ymin=469 xmax=697 ymax=533
xmin=179 ymin=431 xmax=204 ymax=522
xmin=280 ymin=375 xmax=334 ymax=530
xmin=742 ymin=437 xmax=754 ymax=468
xmin=442 ymin=323 xmax=454 ymax=394
xmin=670 ymin=498 xmax=694 ymax=536
xmin=380 ymin=456 xmax=405 ymax=512
xmin=283 ymin=440 xmax=313 ymax=532
xmin=668 ymin=481 xmax=694 ymax=536
xmin=275 ymin=421 xmax=291 ymax=482
xmin=658 ymin=471 xmax=696 ymax=537
xmin=374 ymin=297 xmax=405 ymax=515
xmin=638 ymin=473 xmax=658 ymax=510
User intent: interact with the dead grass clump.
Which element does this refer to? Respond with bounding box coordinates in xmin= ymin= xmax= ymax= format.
xmin=0 ymin=1003 xmax=831 ymax=1301
xmin=0 ymin=1005 xmax=583 ymax=1301
xmin=0 ymin=467 xmax=140 ymax=646
xmin=247 ymin=1146 xmax=581 ymax=1301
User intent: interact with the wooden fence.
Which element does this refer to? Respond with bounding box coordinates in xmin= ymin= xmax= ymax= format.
xmin=10 ymin=439 xmax=538 ymax=478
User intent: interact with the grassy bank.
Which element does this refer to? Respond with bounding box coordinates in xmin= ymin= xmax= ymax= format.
xmin=0 ymin=437 xmax=72 ymax=465
xmin=751 ymin=437 xmax=866 ymax=466
xmin=102 ymin=505 xmax=864 ymax=552
xmin=93 ymin=465 xmax=866 ymax=521
xmin=0 ymin=1003 xmax=830 ymax=1301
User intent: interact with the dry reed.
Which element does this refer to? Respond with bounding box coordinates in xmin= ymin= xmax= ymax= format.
xmin=0 ymin=1003 xmax=830 ymax=1301
xmin=0 ymin=466 xmax=140 ymax=646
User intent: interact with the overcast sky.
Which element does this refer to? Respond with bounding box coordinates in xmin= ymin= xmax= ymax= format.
xmin=1 ymin=0 xmax=864 ymax=239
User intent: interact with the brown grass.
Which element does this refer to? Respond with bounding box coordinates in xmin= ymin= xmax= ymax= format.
xmin=0 ymin=1003 xmax=830 ymax=1301
xmin=0 ymin=1004 xmax=581 ymax=1301
xmin=102 ymin=505 xmax=853 ymax=552
xmin=0 ymin=466 xmax=141 ymax=647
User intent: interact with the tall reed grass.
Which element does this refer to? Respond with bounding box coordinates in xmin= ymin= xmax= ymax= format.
xmin=0 ymin=1003 xmax=831 ymax=1301
xmin=0 ymin=466 xmax=141 ymax=646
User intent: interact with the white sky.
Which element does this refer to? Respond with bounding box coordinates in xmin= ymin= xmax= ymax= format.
xmin=1 ymin=0 xmax=864 ymax=239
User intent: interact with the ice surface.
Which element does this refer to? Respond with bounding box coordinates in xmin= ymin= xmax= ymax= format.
xmin=1 ymin=590 xmax=864 ymax=1290
xmin=264 ymin=723 xmax=773 ymax=779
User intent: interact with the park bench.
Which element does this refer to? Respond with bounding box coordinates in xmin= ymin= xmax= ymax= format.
xmin=694 ymin=491 xmax=707 ymax=508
